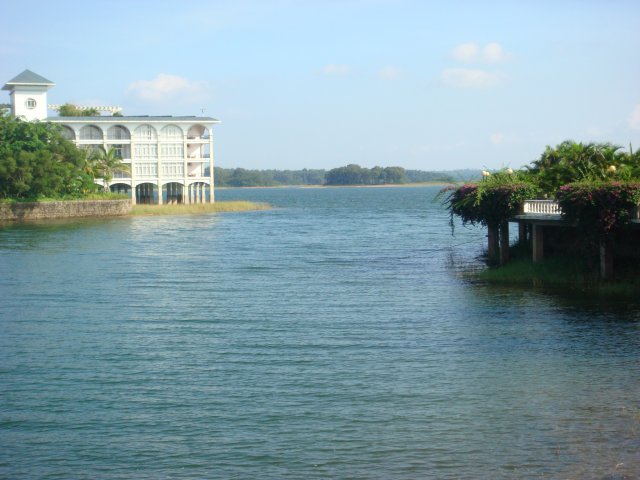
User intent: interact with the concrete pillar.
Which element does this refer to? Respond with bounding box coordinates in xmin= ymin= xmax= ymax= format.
xmin=487 ymin=226 xmax=499 ymax=263
xmin=518 ymin=222 xmax=527 ymax=243
xmin=209 ymin=128 xmax=215 ymax=204
xmin=600 ymin=237 xmax=613 ymax=280
xmin=499 ymin=222 xmax=510 ymax=265
xmin=157 ymin=181 xmax=163 ymax=205
xmin=532 ymin=225 xmax=544 ymax=263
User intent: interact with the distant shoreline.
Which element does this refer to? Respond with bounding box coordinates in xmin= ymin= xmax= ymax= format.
xmin=217 ymin=182 xmax=457 ymax=190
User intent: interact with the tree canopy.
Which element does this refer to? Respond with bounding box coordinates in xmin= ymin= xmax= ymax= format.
xmin=58 ymin=103 xmax=100 ymax=117
xmin=0 ymin=116 xmax=98 ymax=199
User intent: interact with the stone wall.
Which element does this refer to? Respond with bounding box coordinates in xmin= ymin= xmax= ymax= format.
xmin=0 ymin=200 xmax=131 ymax=221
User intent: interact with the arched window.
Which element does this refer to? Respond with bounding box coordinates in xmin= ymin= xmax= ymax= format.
xmin=135 ymin=124 xmax=157 ymax=140
xmin=107 ymin=125 xmax=131 ymax=140
xmin=60 ymin=125 xmax=76 ymax=141
xmin=160 ymin=124 xmax=183 ymax=140
xmin=79 ymin=125 xmax=103 ymax=140
xmin=187 ymin=124 xmax=207 ymax=139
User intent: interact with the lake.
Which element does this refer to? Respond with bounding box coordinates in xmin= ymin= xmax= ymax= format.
xmin=1 ymin=186 xmax=639 ymax=479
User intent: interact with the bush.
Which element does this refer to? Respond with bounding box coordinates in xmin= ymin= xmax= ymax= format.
xmin=556 ymin=181 xmax=640 ymax=236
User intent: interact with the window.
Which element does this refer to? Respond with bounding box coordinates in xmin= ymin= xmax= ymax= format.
xmin=134 ymin=144 xmax=158 ymax=159
xmin=134 ymin=163 xmax=158 ymax=177
xmin=160 ymin=125 xmax=183 ymax=140
xmin=108 ymin=144 xmax=131 ymax=159
xmin=60 ymin=126 xmax=75 ymax=141
xmin=160 ymin=143 xmax=184 ymax=158
xmin=135 ymin=124 xmax=157 ymax=140
xmin=25 ymin=98 xmax=37 ymax=109
xmin=79 ymin=125 xmax=103 ymax=140
xmin=161 ymin=163 xmax=184 ymax=176
xmin=107 ymin=125 xmax=131 ymax=140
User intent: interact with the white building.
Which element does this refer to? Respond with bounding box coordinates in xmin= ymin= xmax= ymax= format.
xmin=2 ymin=70 xmax=220 ymax=205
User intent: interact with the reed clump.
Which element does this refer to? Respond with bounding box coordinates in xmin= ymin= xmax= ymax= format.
xmin=131 ymin=201 xmax=270 ymax=216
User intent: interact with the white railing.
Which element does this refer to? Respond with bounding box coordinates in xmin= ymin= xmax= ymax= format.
xmin=523 ymin=200 xmax=562 ymax=215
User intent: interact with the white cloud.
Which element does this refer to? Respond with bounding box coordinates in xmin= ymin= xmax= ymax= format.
xmin=126 ymin=74 xmax=210 ymax=103
xmin=490 ymin=133 xmax=505 ymax=145
xmin=483 ymin=42 xmax=505 ymax=63
xmin=629 ymin=104 xmax=640 ymax=130
xmin=441 ymin=68 xmax=501 ymax=89
xmin=452 ymin=43 xmax=479 ymax=62
xmin=323 ymin=64 xmax=351 ymax=76
xmin=378 ymin=66 xmax=402 ymax=80
xmin=451 ymin=42 xmax=506 ymax=63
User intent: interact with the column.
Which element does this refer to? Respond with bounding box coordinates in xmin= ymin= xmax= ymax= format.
xmin=600 ymin=237 xmax=613 ymax=279
xmin=518 ymin=222 xmax=527 ymax=243
xmin=532 ymin=225 xmax=544 ymax=262
xmin=499 ymin=222 xmax=510 ymax=265
xmin=487 ymin=226 xmax=499 ymax=264
xmin=209 ymin=128 xmax=215 ymax=204
xmin=130 ymin=139 xmax=136 ymax=205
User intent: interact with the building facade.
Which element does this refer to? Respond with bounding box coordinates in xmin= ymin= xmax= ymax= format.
xmin=3 ymin=70 xmax=220 ymax=204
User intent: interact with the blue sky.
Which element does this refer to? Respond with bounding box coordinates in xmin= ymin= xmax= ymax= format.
xmin=2 ymin=0 xmax=639 ymax=171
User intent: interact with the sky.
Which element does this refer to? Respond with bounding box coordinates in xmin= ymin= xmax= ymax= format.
xmin=1 ymin=0 xmax=639 ymax=171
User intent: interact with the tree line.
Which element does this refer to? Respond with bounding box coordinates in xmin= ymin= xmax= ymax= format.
xmin=214 ymin=165 xmax=459 ymax=187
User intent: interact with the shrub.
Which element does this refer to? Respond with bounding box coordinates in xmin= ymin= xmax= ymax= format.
xmin=556 ymin=181 xmax=640 ymax=236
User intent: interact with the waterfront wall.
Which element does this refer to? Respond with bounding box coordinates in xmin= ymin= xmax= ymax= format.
xmin=0 ymin=200 xmax=131 ymax=221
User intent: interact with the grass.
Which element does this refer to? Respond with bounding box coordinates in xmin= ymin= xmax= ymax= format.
xmin=475 ymin=243 xmax=640 ymax=296
xmin=131 ymin=201 xmax=270 ymax=216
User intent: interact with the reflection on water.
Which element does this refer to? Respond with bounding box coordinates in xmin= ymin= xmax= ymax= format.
xmin=0 ymin=186 xmax=638 ymax=479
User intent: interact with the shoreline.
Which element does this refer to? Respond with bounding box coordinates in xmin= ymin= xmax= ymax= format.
xmin=217 ymin=182 xmax=457 ymax=190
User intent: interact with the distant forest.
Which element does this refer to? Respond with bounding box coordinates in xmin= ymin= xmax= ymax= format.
xmin=214 ymin=165 xmax=480 ymax=187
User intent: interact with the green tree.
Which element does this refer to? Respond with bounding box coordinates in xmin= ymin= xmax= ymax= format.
xmin=58 ymin=103 xmax=100 ymax=117
xmin=89 ymin=147 xmax=130 ymax=192
xmin=0 ymin=116 xmax=96 ymax=199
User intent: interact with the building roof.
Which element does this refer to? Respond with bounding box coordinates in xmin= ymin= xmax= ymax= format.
xmin=2 ymin=69 xmax=55 ymax=90
xmin=48 ymin=115 xmax=220 ymax=124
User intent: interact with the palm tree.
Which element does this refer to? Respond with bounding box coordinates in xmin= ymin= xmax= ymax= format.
xmin=90 ymin=147 xmax=130 ymax=192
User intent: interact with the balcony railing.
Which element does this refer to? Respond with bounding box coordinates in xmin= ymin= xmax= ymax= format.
xmin=522 ymin=200 xmax=562 ymax=215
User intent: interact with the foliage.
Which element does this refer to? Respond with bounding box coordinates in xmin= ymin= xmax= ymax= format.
xmin=443 ymin=170 xmax=539 ymax=228
xmin=0 ymin=116 xmax=97 ymax=199
xmin=58 ymin=103 xmax=100 ymax=117
xmin=88 ymin=147 xmax=130 ymax=191
xmin=556 ymin=181 xmax=640 ymax=236
xmin=212 ymin=166 xmax=456 ymax=187
xmin=214 ymin=167 xmax=326 ymax=187
xmin=325 ymin=164 xmax=408 ymax=185
xmin=405 ymin=169 xmax=457 ymax=183
xmin=526 ymin=141 xmax=638 ymax=192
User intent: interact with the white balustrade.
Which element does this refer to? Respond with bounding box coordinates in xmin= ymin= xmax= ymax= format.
xmin=523 ymin=200 xmax=562 ymax=215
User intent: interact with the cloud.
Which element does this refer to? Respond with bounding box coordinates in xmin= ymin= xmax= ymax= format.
xmin=323 ymin=64 xmax=351 ymax=76
xmin=441 ymin=68 xmax=501 ymax=88
xmin=483 ymin=43 xmax=505 ymax=63
xmin=452 ymin=43 xmax=479 ymax=62
xmin=378 ymin=66 xmax=402 ymax=80
xmin=451 ymin=42 xmax=506 ymax=63
xmin=629 ymin=104 xmax=640 ymax=130
xmin=126 ymin=74 xmax=210 ymax=103
xmin=490 ymin=133 xmax=505 ymax=145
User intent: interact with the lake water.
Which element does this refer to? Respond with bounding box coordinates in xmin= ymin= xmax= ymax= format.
xmin=1 ymin=186 xmax=639 ymax=479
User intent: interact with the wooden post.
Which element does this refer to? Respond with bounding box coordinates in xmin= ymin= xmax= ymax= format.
xmin=487 ymin=226 xmax=499 ymax=264
xmin=499 ymin=222 xmax=510 ymax=265
xmin=532 ymin=224 xmax=544 ymax=262
xmin=600 ymin=237 xmax=613 ymax=280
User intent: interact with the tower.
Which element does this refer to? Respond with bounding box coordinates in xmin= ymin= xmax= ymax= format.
xmin=2 ymin=69 xmax=55 ymax=121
